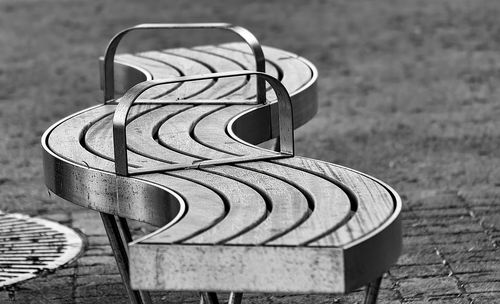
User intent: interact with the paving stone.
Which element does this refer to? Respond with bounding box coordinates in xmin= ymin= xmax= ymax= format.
xmin=40 ymin=212 xmax=71 ymax=224
xmin=84 ymin=247 xmax=113 ymax=256
xmin=77 ymin=264 xmax=119 ymax=276
xmin=74 ymin=282 xmax=126 ymax=298
xmin=398 ymin=277 xmax=460 ymax=300
xmin=465 ymin=281 xmax=500 ymax=293
xmin=397 ymin=246 xmax=443 ymax=265
xmin=77 ymin=253 xmax=115 ymax=265
xmin=453 ymin=261 xmax=500 ymax=274
xmin=74 ymin=295 xmax=129 ymax=304
xmin=406 ymin=192 xmax=464 ymax=210
xmin=76 ymin=273 xmax=122 ymax=286
xmin=390 ymin=263 xmax=449 ymax=279
xmin=404 ymin=208 xmax=469 ymax=220
xmin=439 ymin=249 xmax=499 ymax=263
xmin=469 ymin=292 xmax=500 ymax=304
xmin=404 ymin=298 xmax=469 ymax=304
xmin=86 ymin=233 xmax=109 ymax=242
xmin=71 ymin=210 xmax=106 ymax=235
xmin=1 ymin=274 xmax=74 ymax=304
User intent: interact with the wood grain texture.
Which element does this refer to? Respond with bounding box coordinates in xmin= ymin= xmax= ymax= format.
xmin=238 ymin=161 xmax=352 ymax=246
xmin=194 ymin=45 xmax=279 ymax=100
xmin=194 ymin=104 xmax=272 ymax=156
xmin=169 ymin=169 xmax=267 ymax=244
xmin=206 ymin=165 xmax=310 ymax=245
xmin=275 ymin=157 xmax=395 ymax=247
xmin=115 ymin=54 xmax=181 ymax=99
xmin=130 ymin=244 xmax=345 ymax=293
xmin=135 ymin=173 xmax=226 ymax=244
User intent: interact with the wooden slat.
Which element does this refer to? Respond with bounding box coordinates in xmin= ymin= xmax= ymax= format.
xmin=156 ymin=105 xmax=235 ymax=160
xmin=46 ymin=108 xmax=229 ymax=239
xmin=169 ymin=170 xmax=267 ymax=244
xmin=115 ymin=54 xmax=180 ymax=99
xmin=47 ymin=105 xmax=117 ymax=172
xmin=138 ymin=50 xmax=213 ymax=99
xmin=193 ymin=104 xmax=270 ymax=156
xmin=136 ymin=174 xmax=226 ymax=244
xmin=126 ymin=105 xmax=197 ymax=164
xmin=276 ymin=157 xmax=395 ymax=246
xmin=221 ymin=42 xmax=312 ymax=98
xmin=140 ymin=49 xmax=248 ymax=99
xmin=193 ymin=45 xmax=280 ymax=100
xmin=83 ymin=104 xmax=167 ymax=168
xmin=238 ymin=162 xmax=352 ymax=246
xmin=130 ymin=244 xmax=344 ymax=293
xmin=206 ymin=166 xmax=310 ymax=245
xmin=192 ymin=43 xmax=316 ymax=154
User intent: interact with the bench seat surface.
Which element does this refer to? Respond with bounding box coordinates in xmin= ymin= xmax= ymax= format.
xmin=42 ymin=43 xmax=401 ymax=294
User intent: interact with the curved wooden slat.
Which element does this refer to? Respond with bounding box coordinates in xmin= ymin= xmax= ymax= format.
xmin=169 ymin=170 xmax=267 ymax=244
xmin=47 ymin=105 xmax=116 ymax=171
xmin=126 ymin=105 xmax=197 ymax=164
xmin=156 ymin=105 xmax=238 ymax=160
xmin=83 ymin=104 xmax=168 ymax=168
xmin=193 ymin=105 xmax=269 ymax=156
xmin=138 ymin=51 xmax=213 ymax=100
xmin=115 ymin=54 xmax=181 ymax=99
xmin=192 ymin=43 xmax=316 ymax=155
xmin=276 ymin=157 xmax=395 ymax=247
xmin=193 ymin=45 xmax=280 ymax=100
xmin=206 ymin=166 xmax=310 ymax=245
xmin=238 ymin=162 xmax=352 ymax=246
xmin=139 ymin=49 xmax=248 ymax=99
xmin=135 ymin=174 xmax=226 ymax=244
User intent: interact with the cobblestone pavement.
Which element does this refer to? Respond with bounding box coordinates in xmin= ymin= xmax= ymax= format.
xmin=0 ymin=186 xmax=498 ymax=303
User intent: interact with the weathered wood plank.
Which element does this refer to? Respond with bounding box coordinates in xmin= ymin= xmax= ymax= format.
xmin=138 ymin=50 xmax=213 ymax=99
xmin=194 ymin=104 xmax=271 ymax=156
xmin=141 ymin=49 xmax=247 ymax=99
xmin=206 ymin=165 xmax=310 ymax=245
xmin=169 ymin=170 xmax=267 ymax=244
xmin=130 ymin=244 xmax=345 ymax=293
xmin=83 ymin=104 xmax=167 ymax=168
xmin=238 ymin=162 xmax=352 ymax=246
xmin=194 ymin=45 xmax=279 ymax=100
xmin=135 ymin=173 xmax=226 ymax=244
xmin=115 ymin=54 xmax=181 ymax=99
xmin=156 ymin=105 xmax=233 ymax=160
xmin=126 ymin=105 xmax=197 ymax=164
xmin=276 ymin=157 xmax=395 ymax=247
xmin=47 ymin=105 xmax=117 ymax=171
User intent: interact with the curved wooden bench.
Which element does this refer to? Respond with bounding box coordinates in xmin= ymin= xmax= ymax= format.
xmin=41 ymin=24 xmax=401 ymax=304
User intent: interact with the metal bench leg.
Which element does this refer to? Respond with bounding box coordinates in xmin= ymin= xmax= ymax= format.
xmin=228 ymin=292 xmax=243 ymax=304
xmin=201 ymin=292 xmax=220 ymax=304
xmin=363 ymin=276 xmax=383 ymax=304
xmin=200 ymin=292 xmax=242 ymax=304
xmin=100 ymin=213 xmax=152 ymax=304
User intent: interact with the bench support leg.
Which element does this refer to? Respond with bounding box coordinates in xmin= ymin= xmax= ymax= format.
xmin=363 ymin=276 xmax=382 ymax=304
xmin=200 ymin=292 xmax=243 ymax=304
xmin=228 ymin=292 xmax=243 ymax=304
xmin=100 ymin=213 xmax=152 ymax=304
xmin=201 ymin=292 xmax=220 ymax=304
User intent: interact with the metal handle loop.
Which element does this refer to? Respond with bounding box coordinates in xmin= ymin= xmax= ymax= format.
xmin=103 ymin=23 xmax=266 ymax=104
xmin=113 ymin=71 xmax=294 ymax=176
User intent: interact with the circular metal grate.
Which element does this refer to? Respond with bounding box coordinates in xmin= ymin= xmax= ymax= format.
xmin=0 ymin=212 xmax=84 ymax=287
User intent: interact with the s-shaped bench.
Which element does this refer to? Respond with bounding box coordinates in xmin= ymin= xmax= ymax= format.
xmin=42 ymin=24 xmax=402 ymax=304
